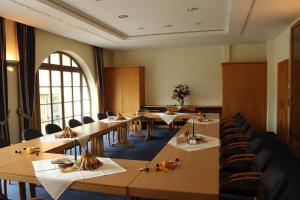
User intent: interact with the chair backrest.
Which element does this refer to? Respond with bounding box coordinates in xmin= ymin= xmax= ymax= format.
xmin=97 ymin=113 xmax=107 ymax=120
xmin=139 ymin=108 xmax=150 ymax=112
xmin=106 ymin=111 xmax=115 ymax=117
xmin=22 ymin=129 xmax=43 ymax=141
xmin=234 ymin=112 xmax=243 ymax=120
xmin=258 ymin=169 xmax=288 ymax=200
xmin=236 ymin=117 xmax=246 ymax=127
xmin=159 ymin=108 xmax=167 ymax=113
xmin=178 ymin=108 xmax=189 ymax=113
xmin=83 ymin=116 xmax=94 ymax=124
xmin=245 ymin=127 xmax=257 ymax=141
xmin=253 ymin=150 xmax=272 ymax=172
xmin=240 ymin=122 xmax=250 ymax=133
xmin=45 ymin=124 xmax=62 ymax=135
xmin=68 ymin=119 xmax=82 ymax=128
xmin=249 ymin=138 xmax=263 ymax=154
xmin=0 ymin=138 xmax=8 ymax=148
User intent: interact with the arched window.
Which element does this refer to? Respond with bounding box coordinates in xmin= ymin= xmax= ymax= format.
xmin=38 ymin=52 xmax=91 ymax=133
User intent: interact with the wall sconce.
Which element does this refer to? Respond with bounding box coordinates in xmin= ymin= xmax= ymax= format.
xmin=6 ymin=60 xmax=18 ymax=72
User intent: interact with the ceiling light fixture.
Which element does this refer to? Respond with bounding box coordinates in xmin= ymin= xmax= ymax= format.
xmin=187 ymin=7 xmax=199 ymax=12
xmin=164 ymin=24 xmax=173 ymax=28
xmin=118 ymin=15 xmax=129 ymax=19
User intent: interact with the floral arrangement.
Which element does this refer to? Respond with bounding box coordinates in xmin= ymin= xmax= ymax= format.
xmin=171 ymin=84 xmax=190 ymax=105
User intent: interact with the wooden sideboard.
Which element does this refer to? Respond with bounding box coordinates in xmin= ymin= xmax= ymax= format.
xmin=104 ymin=67 xmax=145 ymax=114
xmin=142 ymin=105 xmax=222 ymax=114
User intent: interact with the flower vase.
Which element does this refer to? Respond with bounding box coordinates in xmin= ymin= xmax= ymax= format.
xmin=179 ymin=99 xmax=184 ymax=106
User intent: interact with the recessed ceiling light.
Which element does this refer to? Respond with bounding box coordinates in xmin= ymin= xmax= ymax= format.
xmin=164 ymin=24 xmax=173 ymax=28
xmin=187 ymin=7 xmax=199 ymax=12
xmin=118 ymin=15 xmax=129 ymax=19
xmin=138 ymin=27 xmax=144 ymax=30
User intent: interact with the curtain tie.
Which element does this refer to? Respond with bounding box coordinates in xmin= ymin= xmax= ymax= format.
xmin=17 ymin=108 xmax=33 ymax=120
xmin=0 ymin=110 xmax=10 ymax=126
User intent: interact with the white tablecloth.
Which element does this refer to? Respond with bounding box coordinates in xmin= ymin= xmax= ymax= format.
xmin=32 ymin=157 xmax=126 ymax=200
xmin=188 ymin=118 xmax=220 ymax=125
xmin=168 ymin=134 xmax=220 ymax=152
xmin=40 ymin=133 xmax=90 ymax=148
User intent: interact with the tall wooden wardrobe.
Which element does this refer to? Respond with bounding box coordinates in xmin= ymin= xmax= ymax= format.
xmin=222 ymin=62 xmax=267 ymax=133
xmin=104 ymin=67 xmax=145 ymax=114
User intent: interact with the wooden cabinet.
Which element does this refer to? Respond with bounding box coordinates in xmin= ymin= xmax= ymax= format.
xmin=222 ymin=62 xmax=267 ymax=133
xmin=104 ymin=67 xmax=145 ymax=114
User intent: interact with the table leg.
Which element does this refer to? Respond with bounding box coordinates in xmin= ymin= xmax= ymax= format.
xmin=18 ymin=182 xmax=26 ymax=200
xmin=145 ymin=119 xmax=153 ymax=140
xmin=91 ymin=135 xmax=104 ymax=156
xmin=112 ymin=124 xmax=134 ymax=147
xmin=129 ymin=120 xmax=146 ymax=137
xmin=29 ymin=183 xmax=36 ymax=198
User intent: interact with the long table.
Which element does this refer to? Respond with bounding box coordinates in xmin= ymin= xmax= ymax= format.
xmin=0 ymin=113 xmax=220 ymax=200
xmin=129 ymin=114 xmax=220 ymax=200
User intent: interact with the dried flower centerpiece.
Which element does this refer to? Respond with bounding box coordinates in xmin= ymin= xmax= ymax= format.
xmin=171 ymin=84 xmax=190 ymax=106
xmin=55 ymin=127 xmax=77 ymax=138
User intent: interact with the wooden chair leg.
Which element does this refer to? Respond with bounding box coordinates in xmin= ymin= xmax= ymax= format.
xmin=29 ymin=183 xmax=36 ymax=198
xmin=18 ymin=182 xmax=26 ymax=200
xmin=3 ymin=180 xmax=7 ymax=196
xmin=112 ymin=130 xmax=115 ymax=143
xmin=0 ymin=180 xmax=2 ymax=195
xmin=108 ymin=133 xmax=111 ymax=146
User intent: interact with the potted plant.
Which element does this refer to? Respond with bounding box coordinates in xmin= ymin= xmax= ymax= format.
xmin=171 ymin=84 xmax=190 ymax=106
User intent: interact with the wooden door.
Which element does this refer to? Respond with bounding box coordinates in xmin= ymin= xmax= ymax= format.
xmin=104 ymin=68 xmax=123 ymax=114
xmin=222 ymin=62 xmax=267 ymax=133
xmin=122 ymin=68 xmax=140 ymax=113
xmin=277 ymin=60 xmax=289 ymax=144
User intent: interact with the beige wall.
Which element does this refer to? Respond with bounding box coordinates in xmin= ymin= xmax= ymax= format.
xmin=6 ymin=19 xmax=20 ymax=144
xmin=266 ymin=28 xmax=290 ymax=132
xmin=230 ymin=43 xmax=267 ymax=62
xmin=5 ymin=19 xmax=113 ymax=143
xmin=113 ymin=44 xmax=267 ymax=106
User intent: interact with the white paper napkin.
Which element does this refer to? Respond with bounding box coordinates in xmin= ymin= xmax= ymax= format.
xmin=154 ymin=113 xmax=178 ymax=125
xmin=32 ymin=157 xmax=126 ymax=200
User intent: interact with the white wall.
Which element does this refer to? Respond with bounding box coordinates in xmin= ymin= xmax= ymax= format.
xmin=113 ymin=44 xmax=267 ymax=106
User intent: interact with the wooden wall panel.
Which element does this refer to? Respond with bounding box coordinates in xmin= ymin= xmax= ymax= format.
xmin=277 ymin=59 xmax=289 ymax=145
xmin=222 ymin=62 xmax=267 ymax=133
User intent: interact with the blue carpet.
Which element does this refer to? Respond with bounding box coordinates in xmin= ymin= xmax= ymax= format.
xmin=6 ymin=129 xmax=170 ymax=200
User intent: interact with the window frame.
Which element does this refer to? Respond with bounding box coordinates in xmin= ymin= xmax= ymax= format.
xmin=37 ymin=51 xmax=91 ymax=131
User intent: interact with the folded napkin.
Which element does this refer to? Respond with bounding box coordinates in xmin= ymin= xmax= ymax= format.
xmin=32 ymin=157 xmax=126 ymax=200
xmin=154 ymin=113 xmax=178 ymax=125
xmin=188 ymin=118 xmax=220 ymax=125
xmin=168 ymin=134 xmax=220 ymax=152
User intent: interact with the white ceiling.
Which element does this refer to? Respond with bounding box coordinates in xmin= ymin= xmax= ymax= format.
xmin=0 ymin=0 xmax=299 ymax=50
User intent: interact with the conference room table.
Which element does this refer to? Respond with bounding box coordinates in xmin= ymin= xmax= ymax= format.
xmin=0 ymin=113 xmax=220 ymax=200
xmin=129 ymin=113 xmax=220 ymax=200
